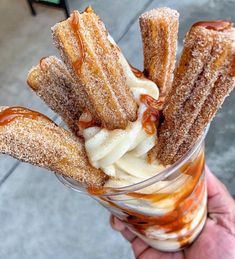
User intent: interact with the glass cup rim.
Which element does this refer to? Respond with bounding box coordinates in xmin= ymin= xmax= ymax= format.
xmin=56 ymin=125 xmax=209 ymax=197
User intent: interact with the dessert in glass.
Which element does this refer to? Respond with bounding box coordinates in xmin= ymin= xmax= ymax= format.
xmin=57 ymin=126 xmax=208 ymax=251
xmin=0 ymin=6 xmax=234 ymax=253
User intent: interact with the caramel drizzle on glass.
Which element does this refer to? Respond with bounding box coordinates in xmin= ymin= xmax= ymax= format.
xmin=0 ymin=107 xmax=51 ymax=126
xmin=87 ymin=151 xmax=205 ymax=244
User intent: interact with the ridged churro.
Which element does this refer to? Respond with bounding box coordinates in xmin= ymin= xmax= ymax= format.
xmin=139 ymin=8 xmax=179 ymax=96
xmin=27 ymin=56 xmax=100 ymax=135
xmin=0 ymin=106 xmax=107 ymax=187
xmin=52 ymin=7 xmax=137 ymax=130
xmin=150 ymin=21 xmax=235 ymax=165
xmin=173 ymin=52 xmax=235 ymax=162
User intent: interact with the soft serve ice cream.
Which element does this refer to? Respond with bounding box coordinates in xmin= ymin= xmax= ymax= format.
xmin=80 ymin=39 xmax=165 ymax=187
xmin=83 ymin=104 xmax=163 ymax=186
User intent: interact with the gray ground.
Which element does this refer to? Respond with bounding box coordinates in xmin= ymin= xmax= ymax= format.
xmin=0 ymin=0 xmax=234 ymax=258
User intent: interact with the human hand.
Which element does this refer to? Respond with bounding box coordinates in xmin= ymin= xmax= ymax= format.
xmin=110 ymin=166 xmax=235 ymax=259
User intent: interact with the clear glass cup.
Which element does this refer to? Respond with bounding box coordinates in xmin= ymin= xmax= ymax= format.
xmin=56 ymin=127 xmax=209 ymax=252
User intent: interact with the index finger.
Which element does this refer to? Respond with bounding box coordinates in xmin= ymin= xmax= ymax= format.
xmin=205 ymin=165 xmax=235 ymax=217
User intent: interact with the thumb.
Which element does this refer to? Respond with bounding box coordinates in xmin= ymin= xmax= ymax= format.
xmin=206 ymin=165 xmax=235 ymax=234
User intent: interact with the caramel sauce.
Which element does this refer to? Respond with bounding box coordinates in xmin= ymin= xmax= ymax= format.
xmin=78 ymin=119 xmax=96 ymax=129
xmin=140 ymin=94 xmax=163 ymax=110
xmin=192 ymin=20 xmax=232 ymax=31
xmin=70 ymin=12 xmax=85 ymax=74
xmin=127 ymin=151 xmax=204 ymax=204
xmin=88 ymin=151 xmax=206 ymax=239
xmin=141 ymin=109 xmax=158 ymax=135
xmin=140 ymin=94 xmax=163 ymax=135
xmin=39 ymin=57 xmax=47 ymax=70
xmin=78 ymin=109 xmax=98 ymax=130
xmin=130 ymin=65 xmax=144 ymax=78
xmin=87 ymin=186 xmax=119 ymax=196
xmin=0 ymin=107 xmax=51 ymax=126
xmin=182 ymin=152 xmax=205 ymax=176
xmin=84 ymin=6 xmax=93 ymax=13
xmin=178 ymin=207 xmax=207 ymax=248
xmin=87 ymin=187 xmax=109 ymax=196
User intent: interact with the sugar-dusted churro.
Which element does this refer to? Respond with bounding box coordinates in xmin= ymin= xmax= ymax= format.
xmin=52 ymin=7 xmax=137 ymax=130
xmin=173 ymin=51 xmax=235 ymax=162
xmin=139 ymin=8 xmax=179 ymax=96
xmin=150 ymin=21 xmax=235 ymax=165
xmin=0 ymin=106 xmax=107 ymax=187
xmin=27 ymin=56 xmax=100 ymax=135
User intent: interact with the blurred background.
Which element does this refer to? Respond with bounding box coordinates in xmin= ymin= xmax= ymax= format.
xmin=0 ymin=0 xmax=234 ymax=258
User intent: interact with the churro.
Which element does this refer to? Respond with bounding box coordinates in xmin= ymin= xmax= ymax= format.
xmin=139 ymin=8 xmax=179 ymax=96
xmin=27 ymin=56 xmax=100 ymax=135
xmin=150 ymin=21 xmax=235 ymax=165
xmin=52 ymin=7 xmax=137 ymax=130
xmin=174 ymin=51 xmax=235 ymax=162
xmin=0 ymin=106 xmax=107 ymax=187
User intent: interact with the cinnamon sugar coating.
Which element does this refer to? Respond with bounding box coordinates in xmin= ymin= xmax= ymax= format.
xmin=0 ymin=106 xmax=107 ymax=187
xmin=150 ymin=24 xmax=235 ymax=165
xmin=173 ymin=52 xmax=235 ymax=162
xmin=27 ymin=56 xmax=99 ymax=136
xmin=52 ymin=9 xmax=137 ymax=130
xmin=139 ymin=8 xmax=179 ymax=96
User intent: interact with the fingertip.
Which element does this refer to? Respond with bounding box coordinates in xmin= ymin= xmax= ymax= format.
xmin=205 ymin=166 xmax=235 ymax=217
xmin=110 ymin=215 xmax=126 ymax=231
xmin=205 ymin=165 xmax=230 ymax=198
xmin=205 ymin=165 xmax=215 ymax=179
xmin=205 ymin=165 xmax=220 ymax=198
